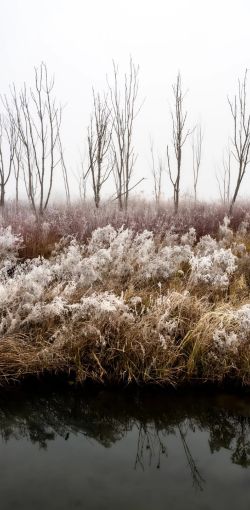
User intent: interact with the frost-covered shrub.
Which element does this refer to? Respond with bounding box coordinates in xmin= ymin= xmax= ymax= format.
xmin=0 ymin=227 xmax=22 ymax=276
xmin=219 ymin=216 xmax=234 ymax=245
xmin=164 ymin=228 xmax=179 ymax=246
xmin=237 ymin=215 xmax=250 ymax=237
xmin=54 ymin=239 xmax=84 ymax=278
xmin=130 ymin=230 xmax=155 ymax=265
xmin=213 ymin=329 xmax=239 ymax=351
xmin=109 ymin=227 xmax=134 ymax=278
xmin=181 ymin=227 xmax=196 ymax=246
xmin=195 ymin=235 xmax=218 ymax=256
xmin=51 ymin=225 xmax=241 ymax=289
xmin=212 ymin=304 xmax=250 ymax=352
xmin=235 ymin=304 xmax=250 ymax=335
xmin=88 ymin=225 xmax=116 ymax=254
xmin=53 ymin=238 xmax=109 ymax=287
xmin=22 ymin=292 xmax=130 ymax=328
xmin=141 ymin=244 xmax=192 ymax=281
xmin=151 ymin=290 xmax=202 ymax=350
xmin=0 ymin=223 xmax=245 ymax=339
xmin=0 ymin=256 xmax=54 ymax=334
xmin=190 ymin=247 xmax=237 ymax=288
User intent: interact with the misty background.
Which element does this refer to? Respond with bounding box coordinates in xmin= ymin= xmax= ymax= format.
xmin=1 ymin=0 xmax=250 ymax=202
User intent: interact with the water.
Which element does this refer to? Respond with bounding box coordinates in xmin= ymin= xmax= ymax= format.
xmin=0 ymin=386 xmax=250 ymax=509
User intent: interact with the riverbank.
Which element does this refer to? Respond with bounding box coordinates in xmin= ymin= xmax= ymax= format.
xmin=0 ymin=207 xmax=249 ymax=387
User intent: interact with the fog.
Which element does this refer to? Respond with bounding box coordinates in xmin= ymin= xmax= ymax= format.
xmin=1 ymin=0 xmax=250 ymax=201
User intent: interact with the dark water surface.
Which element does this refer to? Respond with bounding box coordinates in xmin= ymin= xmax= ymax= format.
xmin=0 ymin=386 xmax=250 ymax=510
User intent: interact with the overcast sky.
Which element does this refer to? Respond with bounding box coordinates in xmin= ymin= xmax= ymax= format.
xmin=1 ymin=0 xmax=250 ymax=202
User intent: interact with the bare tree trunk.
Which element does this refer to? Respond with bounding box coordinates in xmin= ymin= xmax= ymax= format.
xmin=4 ymin=63 xmax=63 ymax=219
xmin=0 ymin=185 xmax=4 ymax=208
xmin=191 ymin=124 xmax=203 ymax=202
xmin=108 ymin=58 xmax=142 ymax=210
xmin=167 ymin=72 xmax=192 ymax=214
xmin=58 ymin=129 xmax=71 ymax=206
xmin=0 ymin=113 xmax=16 ymax=211
xmin=228 ymin=69 xmax=250 ymax=214
xmin=150 ymin=138 xmax=163 ymax=208
xmin=216 ymin=148 xmax=231 ymax=205
xmin=86 ymin=89 xmax=112 ymax=208
xmin=13 ymin=139 xmax=22 ymax=210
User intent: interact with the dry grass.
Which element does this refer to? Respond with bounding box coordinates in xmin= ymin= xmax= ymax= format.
xmin=0 ymin=199 xmax=249 ymax=387
xmin=1 ymin=198 xmax=250 ymax=259
xmin=0 ymin=286 xmax=248 ymax=388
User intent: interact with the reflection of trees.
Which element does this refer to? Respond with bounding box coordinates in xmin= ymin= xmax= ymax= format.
xmin=199 ymin=410 xmax=250 ymax=469
xmin=178 ymin=423 xmax=205 ymax=491
xmin=178 ymin=422 xmax=205 ymax=491
xmin=0 ymin=390 xmax=131 ymax=449
xmin=134 ymin=420 xmax=205 ymax=491
xmin=134 ymin=423 xmax=168 ymax=470
xmin=0 ymin=387 xmax=250 ymax=478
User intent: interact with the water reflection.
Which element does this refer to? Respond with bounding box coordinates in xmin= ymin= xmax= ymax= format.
xmin=0 ymin=387 xmax=250 ymax=478
xmin=1 ymin=387 xmax=250 ymax=509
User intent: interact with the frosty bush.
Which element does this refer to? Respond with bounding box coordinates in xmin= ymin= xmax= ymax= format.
xmin=213 ymin=329 xmax=239 ymax=351
xmin=141 ymin=244 xmax=192 ymax=281
xmin=181 ymin=227 xmax=196 ymax=246
xmin=0 ymin=222 xmax=245 ymax=339
xmin=50 ymin=225 xmax=240 ymax=288
xmin=190 ymin=236 xmax=237 ymax=289
xmin=218 ymin=216 xmax=234 ymax=245
xmin=88 ymin=225 xmax=117 ymax=254
xmin=0 ymin=227 xmax=22 ymax=274
xmin=213 ymin=304 xmax=250 ymax=352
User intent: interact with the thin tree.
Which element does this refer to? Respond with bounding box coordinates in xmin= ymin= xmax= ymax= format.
xmin=191 ymin=124 xmax=203 ymax=202
xmin=58 ymin=132 xmax=71 ymax=207
xmin=79 ymin=157 xmax=89 ymax=203
xmin=167 ymin=72 xmax=192 ymax=214
xmin=0 ymin=113 xmax=16 ymax=208
xmin=109 ymin=58 xmax=143 ymax=210
xmin=216 ymin=147 xmax=231 ymax=205
xmin=87 ymin=90 xmax=113 ymax=208
xmin=4 ymin=63 xmax=63 ymax=218
xmin=150 ymin=138 xmax=163 ymax=208
xmin=13 ymin=137 xmax=23 ymax=209
xmin=228 ymin=69 xmax=250 ymax=214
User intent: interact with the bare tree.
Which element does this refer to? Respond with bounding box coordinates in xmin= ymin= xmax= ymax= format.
xmin=216 ymin=147 xmax=231 ymax=205
xmin=87 ymin=90 xmax=112 ymax=208
xmin=58 ymin=131 xmax=71 ymax=207
xmin=228 ymin=69 xmax=250 ymax=214
xmin=191 ymin=124 xmax=203 ymax=202
xmin=150 ymin=138 xmax=163 ymax=208
xmin=167 ymin=72 xmax=192 ymax=214
xmin=4 ymin=63 xmax=63 ymax=218
xmin=13 ymin=137 xmax=23 ymax=209
xmin=109 ymin=58 xmax=142 ymax=210
xmin=0 ymin=113 xmax=16 ymax=208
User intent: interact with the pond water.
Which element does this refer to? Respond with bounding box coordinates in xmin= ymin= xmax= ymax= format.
xmin=0 ymin=386 xmax=250 ymax=510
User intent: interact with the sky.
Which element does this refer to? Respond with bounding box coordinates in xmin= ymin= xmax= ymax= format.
xmin=1 ymin=0 xmax=250 ymax=202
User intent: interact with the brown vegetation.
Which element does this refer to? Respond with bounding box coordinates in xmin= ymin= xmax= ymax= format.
xmin=0 ymin=202 xmax=249 ymax=388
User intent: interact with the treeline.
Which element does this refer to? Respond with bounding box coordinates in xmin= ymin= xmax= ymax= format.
xmin=0 ymin=60 xmax=249 ymax=217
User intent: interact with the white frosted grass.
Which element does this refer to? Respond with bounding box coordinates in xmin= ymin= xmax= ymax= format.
xmin=0 ymin=218 xmax=247 ymax=354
